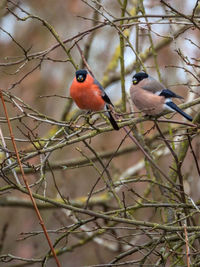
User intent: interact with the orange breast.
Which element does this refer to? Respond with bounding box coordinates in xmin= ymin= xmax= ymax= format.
xmin=70 ymin=77 xmax=105 ymax=111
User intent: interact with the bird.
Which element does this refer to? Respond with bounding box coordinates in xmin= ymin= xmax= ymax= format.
xmin=69 ymin=69 xmax=119 ymax=130
xmin=130 ymin=71 xmax=192 ymax=121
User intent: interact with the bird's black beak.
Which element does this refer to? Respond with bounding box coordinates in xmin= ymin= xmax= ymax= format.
xmin=77 ymin=75 xmax=84 ymax=82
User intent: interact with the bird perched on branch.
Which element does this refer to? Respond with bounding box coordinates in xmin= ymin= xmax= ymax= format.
xmin=70 ymin=69 xmax=119 ymax=130
xmin=130 ymin=71 xmax=192 ymax=121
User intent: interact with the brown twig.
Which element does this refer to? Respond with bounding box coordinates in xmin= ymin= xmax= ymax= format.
xmin=0 ymin=89 xmax=61 ymax=267
xmin=184 ymin=224 xmax=190 ymax=267
xmin=122 ymin=125 xmax=174 ymax=185
xmin=161 ymin=0 xmax=200 ymax=30
xmin=154 ymin=120 xmax=190 ymax=225
xmin=187 ymin=131 xmax=200 ymax=177
xmin=75 ymin=42 xmax=95 ymax=77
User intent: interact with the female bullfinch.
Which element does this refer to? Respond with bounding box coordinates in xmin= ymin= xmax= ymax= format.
xmin=130 ymin=71 xmax=192 ymax=121
xmin=70 ymin=69 xmax=119 ymax=130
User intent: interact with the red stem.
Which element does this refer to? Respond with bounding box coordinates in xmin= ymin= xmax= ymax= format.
xmin=0 ymin=90 xmax=61 ymax=267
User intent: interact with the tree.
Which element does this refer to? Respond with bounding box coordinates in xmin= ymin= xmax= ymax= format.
xmin=0 ymin=0 xmax=200 ymax=266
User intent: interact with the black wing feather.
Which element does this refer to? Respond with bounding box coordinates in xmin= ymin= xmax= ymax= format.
xmin=94 ymin=79 xmax=114 ymax=106
xmin=102 ymin=93 xmax=114 ymax=107
xmin=159 ymin=89 xmax=183 ymax=99
xmin=94 ymin=79 xmax=118 ymax=129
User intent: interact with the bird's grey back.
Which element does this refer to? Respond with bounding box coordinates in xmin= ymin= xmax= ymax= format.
xmin=141 ymin=75 xmax=166 ymax=93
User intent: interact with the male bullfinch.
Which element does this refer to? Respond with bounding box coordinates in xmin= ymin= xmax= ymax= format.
xmin=70 ymin=69 xmax=119 ymax=130
xmin=130 ymin=71 xmax=192 ymax=121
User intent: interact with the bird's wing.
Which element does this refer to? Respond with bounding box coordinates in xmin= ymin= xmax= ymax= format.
xmin=141 ymin=76 xmax=165 ymax=93
xmin=159 ymin=89 xmax=183 ymax=99
xmin=94 ymin=79 xmax=114 ymax=106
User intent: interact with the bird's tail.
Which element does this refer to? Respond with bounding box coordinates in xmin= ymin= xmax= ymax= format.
xmin=165 ymin=101 xmax=193 ymax=122
xmin=105 ymin=105 xmax=119 ymax=130
xmin=108 ymin=111 xmax=119 ymax=130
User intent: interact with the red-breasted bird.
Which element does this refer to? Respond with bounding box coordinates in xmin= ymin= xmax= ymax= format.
xmin=130 ymin=71 xmax=192 ymax=121
xmin=70 ymin=69 xmax=119 ymax=130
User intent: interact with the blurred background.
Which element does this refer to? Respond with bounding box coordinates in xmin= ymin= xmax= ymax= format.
xmin=0 ymin=0 xmax=200 ymax=266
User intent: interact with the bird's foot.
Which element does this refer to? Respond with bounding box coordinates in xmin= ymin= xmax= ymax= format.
xmin=85 ymin=113 xmax=99 ymax=130
xmin=144 ymin=114 xmax=154 ymax=120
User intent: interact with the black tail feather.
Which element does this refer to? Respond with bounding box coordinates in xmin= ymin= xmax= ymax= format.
xmin=107 ymin=110 xmax=119 ymax=130
xmin=165 ymin=101 xmax=193 ymax=122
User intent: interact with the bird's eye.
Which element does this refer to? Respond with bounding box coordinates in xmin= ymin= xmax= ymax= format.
xmin=132 ymin=79 xmax=137 ymax=84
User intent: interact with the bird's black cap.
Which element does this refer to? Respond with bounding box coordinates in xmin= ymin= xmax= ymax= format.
xmin=132 ymin=72 xmax=148 ymax=84
xmin=76 ymin=69 xmax=88 ymax=76
xmin=76 ymin=69 xmax=88 ymax=82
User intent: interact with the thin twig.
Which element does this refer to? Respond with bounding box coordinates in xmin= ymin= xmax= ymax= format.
xmin=0 ymin=89 xmax=61 ymax=267
xmin=187 ymin=131 xmax=200 ymax=177
xmin=184 ymin=224 xmax=190 ymax=267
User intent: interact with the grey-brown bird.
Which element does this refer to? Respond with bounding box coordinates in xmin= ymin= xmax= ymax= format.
xmin=130 ymin=71 xmax=192 ymax=121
